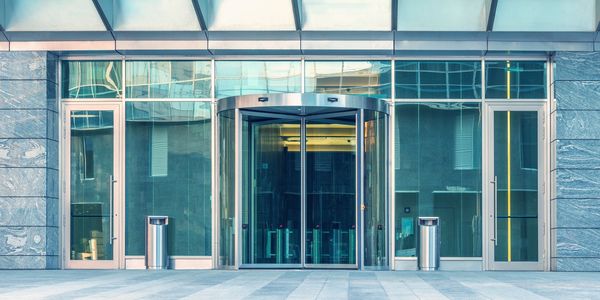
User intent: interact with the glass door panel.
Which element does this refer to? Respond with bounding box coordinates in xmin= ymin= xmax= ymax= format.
xmin=490 ymin=108 xmax=542 ymax=269
xmin=241 ymin=114 xmax=301 ymax=266
xmin=305 ymin=114 xmax=357 ymax=267
xmin=363 ymin=110 xmax=388 ymax=268
xmin=66 ymin=105 xmax=121 ymax=269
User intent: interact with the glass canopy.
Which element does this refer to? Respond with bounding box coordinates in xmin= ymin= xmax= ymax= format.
xmin=1 ymin=0 xmax=599 ymax=33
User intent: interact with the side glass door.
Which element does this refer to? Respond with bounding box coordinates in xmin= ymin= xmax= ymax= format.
xmin=65 ymin=104 xmax=121 ymax=269
xmin=488 ymin=105 xmax=544 ymax=270
xmin=305 ymin=112 xmax=358 ymax=268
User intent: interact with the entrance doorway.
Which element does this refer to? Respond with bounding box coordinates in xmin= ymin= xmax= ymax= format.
xmin=486 ymin=104 xmax=545 ymax=270
xmin=63 ymin=103 xmax=122 ymax=269
xmin=218 ymin=93 xmax=389 ymax=270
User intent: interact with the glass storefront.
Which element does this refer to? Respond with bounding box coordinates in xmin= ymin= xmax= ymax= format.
xmin=61 ymin=59 xmax=548 ymax=270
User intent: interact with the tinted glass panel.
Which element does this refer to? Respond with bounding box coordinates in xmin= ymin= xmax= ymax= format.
xmin=215 ymin=61 xmax=301 ymax=98
xmin=395 ymin=61 xmax=481 ymax=99
xmin=62 ymin=61 xmax=122 ymax=99
xmin=219 ymin=109 xmax=236 ymax=266
xmin=395 ymin=103 xmax=482 ymax=257
xmin=125 ymin=101 xmax=212 ymax=256
xmin=126 ymin=61 xmax=211 ymax=98
xmin=485 ymin=61 xmax=547 ymax=99
xmin=305 ymin=61 xmax=391 ymax=98
xmin=69 ymin=110 xmax=114 ymax=261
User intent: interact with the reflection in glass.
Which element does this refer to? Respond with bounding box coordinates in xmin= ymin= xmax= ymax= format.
xmin=125 ymin=102 xmax=211 ymax=256
xmin=485 ymin=61 xmax=547 ymax=99
xmin=305 ymin=115 xmax=357 ymax=265
xmin=395 ymin=61 xmax=481 ymax=99
xmin=70 ymin=110 xmax=114 ymax=260
xmin=126 ymin=61 xmax=211 ymax=98
xmin=364 ymin=110 xmax=388 ymax=267
xmin=241 ymin=116 xmax=301 ymax=265
xmin=62 ymin=61 xmax=122 ymax=99
xmin=215 ymin=61 xmax=301 ymax=98
xmin=219 ymin=110 xmax=236 ymax=266
xmin=395 ymin=103 xmax=482 ymax=257
xmin=494 ymin=111 xmax=538 ymax=262
xmin=305 ymin=61 xmax=391 ymax=98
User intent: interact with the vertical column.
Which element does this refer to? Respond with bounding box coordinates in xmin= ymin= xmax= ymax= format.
xmin=0 ymin=52 xmax=59 ymax=269
xmin=552 ymin=52 xmax=600 ymax=271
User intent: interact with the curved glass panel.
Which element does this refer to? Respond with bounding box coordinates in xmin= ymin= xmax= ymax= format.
xmin=126 ymin=61 xmax=211 ymax=98
xmin=62 ymin=61 xmax=122 ymax=99
xmin=305 ymin=61 xmax=392 ymax=98
xmin=4 ymin=0 xmax=106 ymax=31
xmin=219 ymin=109 xmax=236 ymax=266
xmin=215 ymin=61 xmax=301 ymax=99
xmin=485 ymin=61 xmax=547 ymax=99
xmin=395 ymin=61 xmax=482 ymax=99
xmin=125 ymin=101 xmax=212 ymax=256
xmin=395 ymin=103 xmax=482 ymax=258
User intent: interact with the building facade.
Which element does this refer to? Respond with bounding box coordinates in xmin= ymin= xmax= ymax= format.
xmin=0 ymin=0 xmax=599 ymax=272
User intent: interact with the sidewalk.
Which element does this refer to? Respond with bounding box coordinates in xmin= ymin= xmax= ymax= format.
xmin=0 ymin=270 xmax=598 ymax=299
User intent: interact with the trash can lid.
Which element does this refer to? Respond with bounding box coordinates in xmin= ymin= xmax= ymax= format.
xmin=418 ymin=216 xmax=439 ymax=225
xmin=147 ymin=216 xmax=169 ymax=225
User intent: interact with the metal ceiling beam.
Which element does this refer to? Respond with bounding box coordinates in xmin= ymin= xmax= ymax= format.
xmin=486 ymin=0 xmax=498 ymax=31
xmin=91 ymin=0 xmax=113 ymax=32
xmin=391 ymin=0 xmax=398 ymax=31
xmin=291 ymin=0 xmax=302 ymax=31
xmin=191 ymin=0 xmax=208 ymax=31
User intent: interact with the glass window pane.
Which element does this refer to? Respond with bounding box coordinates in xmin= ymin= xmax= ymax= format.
xmin=198 ymin=0 xmax=295 ymax=31
xmin=305 ymin=61 xmax=391 ymax=98
xmin=301 ymin=0 xmax=391 ymax=31
xmin=219 ymin=109 xmax=236 ymax=266
xmin=126 ymin=61 xmax=211 ymax=98
xmin=215 ymin=61 xmax=301 ymax=99
xmin=494 ymin=0 xmax=598 ymax=32
xmin=62 ymin=61 xmax=122 ymax=99
xmin=395 ymin=61 xmax=482 ymax=99
xmin=485 ymin=61 xmax=547 ymax=99
xmin=125 ymin=101 xmax=212 ymax=256
xmin=397 ymin=0 xmax=488 ymax=31
xmin=395 ymin=103 xmax=482 ymax=258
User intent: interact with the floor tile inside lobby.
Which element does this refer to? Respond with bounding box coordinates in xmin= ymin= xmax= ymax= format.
xmin=0 ymin=270 xmax=598 ymax=300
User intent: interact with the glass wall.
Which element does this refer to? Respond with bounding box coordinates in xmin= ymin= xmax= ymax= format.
xmin=395 ymin=61 xmax=481 ymax=99
xmin=305 ymin=61 xmax=392 ymax=98
xmin=485 ymin=61 xmax=547 ymax=99
xmin=394 ymin=103 xmax=482 ymax=257
xmin=126 ymin=61 xmax=211 ymax=98
xmin=215 ymin=61 xmax=301 ymax=98
xmin=125 ymin=102 xmax=212 ymax=256
xmin=62 ymin=61 xmax=122 ymax=99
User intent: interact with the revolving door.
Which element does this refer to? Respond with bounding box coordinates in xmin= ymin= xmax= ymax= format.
xmin=218 ymin=93 xmax=389 ymax=270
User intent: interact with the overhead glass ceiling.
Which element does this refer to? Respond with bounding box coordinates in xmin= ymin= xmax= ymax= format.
xmin=1 ymin=0 xmax=599 ymax=33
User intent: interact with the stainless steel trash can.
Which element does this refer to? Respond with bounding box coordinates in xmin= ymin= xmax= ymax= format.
xmin=146 ymin=216 xmax=169 ymax=270
xmin=418 ymin=217 xmax=440 ymax=271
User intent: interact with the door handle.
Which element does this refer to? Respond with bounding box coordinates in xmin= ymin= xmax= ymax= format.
xmin=109 ymin=175 xmax=117 ymax=244
xmin=490 ymin=176 xmax=498 ymax=246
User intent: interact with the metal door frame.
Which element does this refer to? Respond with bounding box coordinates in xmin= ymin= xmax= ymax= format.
xmin=484 ymin=102 xmax=547 ymax=271
xmin=62 ymin=102 xmax=124 ymax=269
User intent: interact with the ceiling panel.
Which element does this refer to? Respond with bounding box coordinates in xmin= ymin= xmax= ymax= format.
xmin=197 ymin=0 xmax=296 ymax=31
xmin=112 ymin=0 xmax=201 ymax=31
xmin=493 ymin=0 xmax=599 ymax=31
xmin=301 ymin=0 xmax=392 ymax=31
xmin=3 ymin=0 xmax=106 ymax=31
xmin=397 ymin=0 xmax=491 ymax=31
